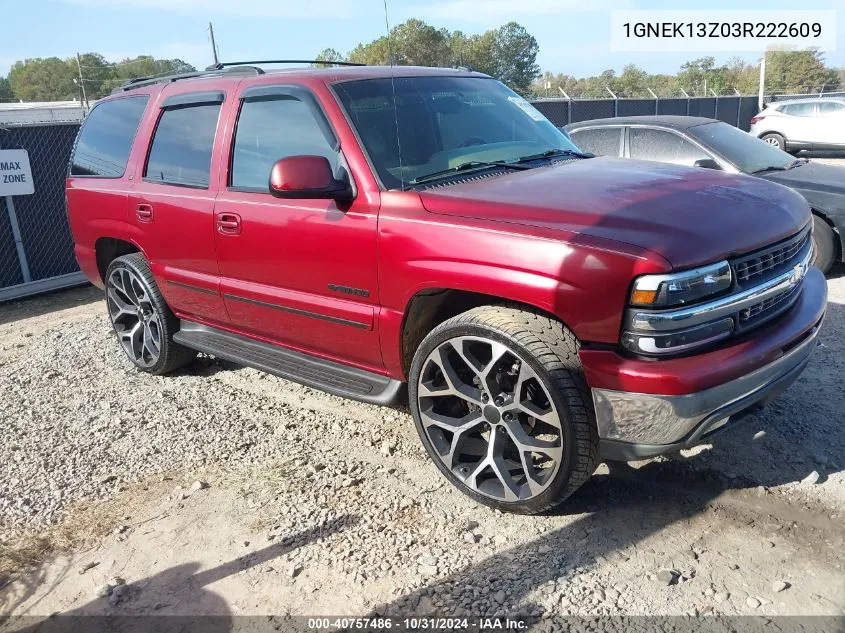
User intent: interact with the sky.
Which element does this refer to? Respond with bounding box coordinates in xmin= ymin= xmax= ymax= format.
xmin=1 ymin=0 xmax=842 ymax=80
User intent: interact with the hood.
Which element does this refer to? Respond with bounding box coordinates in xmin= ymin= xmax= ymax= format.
xmin=419 ymin=157 xmax=810 ymax=270
xmin=757 ymin=161 xmax=845 ymax=195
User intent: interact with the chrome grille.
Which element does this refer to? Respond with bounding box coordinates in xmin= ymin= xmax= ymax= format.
xmin=739 ymin=284 xmax=801 ymax=323
xmin=732 ymin=228 xmax=810 ymax=285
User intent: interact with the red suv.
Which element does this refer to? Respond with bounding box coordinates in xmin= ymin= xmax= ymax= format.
xmin=67 ymin=63 xmax=826 ymax=514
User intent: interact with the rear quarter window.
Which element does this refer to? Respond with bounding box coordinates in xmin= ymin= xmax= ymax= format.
xmin=70 ymin=96 xmax=149 ymax=177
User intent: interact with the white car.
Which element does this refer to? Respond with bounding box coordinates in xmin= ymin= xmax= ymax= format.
xmin=749 ymin=97 xmax=845 ymax=153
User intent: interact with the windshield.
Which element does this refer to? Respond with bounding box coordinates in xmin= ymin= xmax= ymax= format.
xmin=333 ymin=76 xmax=578 ymax=189
xmin=688 ymin=121 xmax=794 ymax=174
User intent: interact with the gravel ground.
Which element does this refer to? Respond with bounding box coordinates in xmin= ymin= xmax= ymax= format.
xmin=1 ymin=268 xmax=844 ymax=619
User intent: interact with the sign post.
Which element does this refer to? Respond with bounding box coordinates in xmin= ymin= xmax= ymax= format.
xmin=0 ymin=149 xmax=36 ymax=283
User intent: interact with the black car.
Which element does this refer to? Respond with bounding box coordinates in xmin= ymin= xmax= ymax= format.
xmin=565 ymin=116 xmax=844 ymax=273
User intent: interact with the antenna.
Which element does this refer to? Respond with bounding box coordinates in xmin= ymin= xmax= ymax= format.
xmin=209 ymin=23 xmax=220 ymax=66
xmin=383 ymin=0 xmax=403 ymax=190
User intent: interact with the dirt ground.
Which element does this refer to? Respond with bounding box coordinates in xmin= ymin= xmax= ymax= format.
xmin=1 ymin=266 xmax=844 ymax=628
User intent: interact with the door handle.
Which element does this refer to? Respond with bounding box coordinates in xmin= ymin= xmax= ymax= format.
xmin=216 ymin=213 xmax=241 ymax=235
xmin=136 ymin=203 xmax=153 ymax=222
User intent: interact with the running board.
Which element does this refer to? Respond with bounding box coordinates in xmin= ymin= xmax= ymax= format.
xmin=174 ymin=321 xmax=404 ymax=406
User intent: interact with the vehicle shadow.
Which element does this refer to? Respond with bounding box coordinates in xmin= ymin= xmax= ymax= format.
xmin=364 ymin=462 xmax=843 ymax=625
xmin=3 ymin=515 xmax=358 ymax=633
xmin=0 ymin=284 xmax=98 ymax=327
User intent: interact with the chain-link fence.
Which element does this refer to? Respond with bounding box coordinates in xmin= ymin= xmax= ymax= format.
xmin=531 ymin=96 xmax=761 ymax=131
xmin=0 ymin=122 xmax=85 ymax=301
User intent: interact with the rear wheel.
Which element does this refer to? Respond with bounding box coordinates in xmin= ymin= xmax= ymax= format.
xmin=408 ymin=306 xmax=599 ymax=514
xmin=812 ymin=215 xmax=837 ymax=274
xmin=105 ymin=253 xmax=197 ymax=375
xmin=761 ymin=133 xmax=786 ymax=151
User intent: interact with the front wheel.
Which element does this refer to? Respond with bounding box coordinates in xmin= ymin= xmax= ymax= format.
xmin=812 ymin=215 xmax=837 ymax=274
xmin=408 ymin=306 xmax=599 ymax=515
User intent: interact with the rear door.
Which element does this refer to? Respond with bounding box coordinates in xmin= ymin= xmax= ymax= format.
xmin=815 ymin=101 xmax=845 ymax=146
xmin=567 ymin=126 xmax=623 ymax=157
xmin=129 ymin=85 xmax=230 ymax=326
xmin=779 ymin=102 xmax=818 ymax=144
xmin=212 ymin=83 xmax=382 ymax=368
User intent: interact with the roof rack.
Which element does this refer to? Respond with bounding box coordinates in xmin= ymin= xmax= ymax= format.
xmin=113 ymin=65 xmax=264 ymax=94
xmin=206 ymin=60 xmax=367 ymax=70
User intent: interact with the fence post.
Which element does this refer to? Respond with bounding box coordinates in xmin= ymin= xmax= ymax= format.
xmin=647 ymin=88 xmax=658 ymax=114
xmin=710 ymin=89 xmax=719 ymax=120
xmin=4 ymin=196 xmax=32 ymax=283
xmin=605 ymin=86 xmax=618 ymax=117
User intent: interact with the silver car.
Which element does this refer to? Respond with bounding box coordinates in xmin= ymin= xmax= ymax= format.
xmin=749 ymin=97 xmax=845 ymax=153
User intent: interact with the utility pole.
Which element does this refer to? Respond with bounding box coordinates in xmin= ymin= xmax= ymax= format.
xmin=209 ymin=22 xmax=220 ymax=66
xmin=758 ymin=52 xmax=766 ymax=111
xmin=75 ymin=53 xmax=89 ymax=110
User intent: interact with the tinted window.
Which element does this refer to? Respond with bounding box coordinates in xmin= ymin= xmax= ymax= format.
xmin=70 ymin=96 xmax=148 ymax=177
xmin=782 ymin=102 xmax=816 ymax=116
xmin=629 ymin=128 xmax=709 ymax=166
xmin=231 ymin=97 xmax=338 ymax=190
xmin=819 ymin=101 xmax=845 ymax=114
xmin=689 ymin=121 xmax=792 ymax=174
xmin=334 ymin=77 xmax=578 ymax=189
xmin=569 ymin=128 xmax=622 ymax=157
xmin=145 ymin=104 xmax=221 ymax=188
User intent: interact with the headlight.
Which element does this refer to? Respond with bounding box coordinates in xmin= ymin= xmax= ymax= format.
xmin=623 ymin=261 xmax=734 ymax=356
xmin=630 ymin=261 xmax=732 ymax=308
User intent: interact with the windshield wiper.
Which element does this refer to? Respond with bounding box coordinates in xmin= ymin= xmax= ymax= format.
xmin=514 ymin=148 xmax=593 ymax=163
xmin=408 ymin=161 xmax=530 ymax=185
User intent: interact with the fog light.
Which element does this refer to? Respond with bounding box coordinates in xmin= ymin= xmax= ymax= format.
xmin=622 ymin=317 xmax=734 ymax=355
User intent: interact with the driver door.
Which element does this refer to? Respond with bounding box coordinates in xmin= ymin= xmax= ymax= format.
xmin=213 ymin=84 xmax=382 ymax=368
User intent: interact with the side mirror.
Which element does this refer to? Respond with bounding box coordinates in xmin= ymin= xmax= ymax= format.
xmin=269 ymin=156 xmax=353 ymax=202
xmin=693 ymin=158 xmax=722 ymax=170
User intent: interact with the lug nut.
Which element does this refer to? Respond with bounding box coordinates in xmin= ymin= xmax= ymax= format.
xmin=503 ymin=412 xmax=513 ymax=421
xmin=481 ymin=393 xmax=489 ymax=403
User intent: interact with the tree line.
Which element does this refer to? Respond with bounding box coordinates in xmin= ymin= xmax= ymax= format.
xmin=532 ymin=51 xmax=843 ymax=99
xmin=1 ymin=19 xmax=842 ymax=103
xmin=316 ymin=19 xmax=541 ymax=96
xmin=0 ymin=54 xmax=195 ymax=102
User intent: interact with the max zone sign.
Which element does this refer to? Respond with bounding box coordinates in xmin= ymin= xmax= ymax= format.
xmin=0 ymin=149 xmax=35 ymax=196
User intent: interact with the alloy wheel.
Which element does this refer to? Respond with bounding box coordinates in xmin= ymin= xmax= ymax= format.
xmin=106 ymin=266 xmax=162 ymax=368
xmin=416 ymin=336 xmax=564 ymax=502
xmin=764 ymin=137 xmax=780 ymax=146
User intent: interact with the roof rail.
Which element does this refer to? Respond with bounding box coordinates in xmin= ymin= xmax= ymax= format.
xmin=206 ymin=60 xmax=366 ymax=70
xmin=113 ymin=65 xmax=265 ymax=94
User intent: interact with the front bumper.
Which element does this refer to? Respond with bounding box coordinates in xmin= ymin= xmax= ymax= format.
xmin=591 ymin=267 xmax=827 ymax=461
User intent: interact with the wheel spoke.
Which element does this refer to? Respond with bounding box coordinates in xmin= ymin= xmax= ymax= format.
xmin=425 ymin=346 xmax=484 ymax=405
xmin=143 ymin=324 xmax=159 ymax=358
xmin=516 ymin=401 xmax=560 ymax=426
xmin=501 ymin=419 xmax=563 ymax=462
xmin=107 ymin=287 xmax=136 ymax=319
xmin=488 ymin=426 xmax=521 ymax=501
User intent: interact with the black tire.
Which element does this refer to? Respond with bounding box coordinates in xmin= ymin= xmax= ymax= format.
xmin=408 ymin=305 xmax=599 ymax=515
xmin=760 ymin=133 xmax=786 ymax=151
xmin=812 ymin=214 xmax=837 ymax=274
xmin=104 ymin=253 xmax=197 ymax=375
